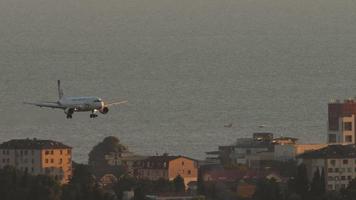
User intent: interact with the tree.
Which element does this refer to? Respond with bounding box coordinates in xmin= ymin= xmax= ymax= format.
xmin=88 ymin=136 xmax=129 ymax=179
xmin=320 ymin=168 xmax=326 ymax=194
xmin=0 ymin=166 xmax=61 ymax=200
xmin=253 ymin=178 xmax=282 ymax=200
xmin=310 ymin=168 xmax=323 ymax=198
xmin=197 ymin=167 xmax=205 ymax=195
xmin=173 ymin=175 xmax=185 ymax=193
xmin=340 ymin=178 xmax=356 ymax=200
xmin=88 ymin=136 xmax=128 ymax=166
xmin=112 ymin=175 xmax=137 ymax=199
xmin=295 ymin=164 xmax=309 ymax=199
xmin=62 ymin=164 xmax=109 ymax=200
xmin=28 ymin=175 xmax=62 ymax=200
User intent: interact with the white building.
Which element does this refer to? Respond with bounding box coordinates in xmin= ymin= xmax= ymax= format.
xmin=298 ymin=144 xmax=356 ymax=191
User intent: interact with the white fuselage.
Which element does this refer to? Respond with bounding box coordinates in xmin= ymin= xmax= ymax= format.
xmin=59 ymin=96 xmax=104 ymax=112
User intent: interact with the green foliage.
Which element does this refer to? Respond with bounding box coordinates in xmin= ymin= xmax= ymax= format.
xmin=320 ymin=168 xmax=326 ymax=194
xmin=253 ymin=178 xmax=282 ymax=200
xmin=340 ymin=178 xmax=356 ymax=200
xmin=310 ymin=168 xmax=323 ymax=198
xmin=173 ymin=175 xmax=185 ymax=193
xmin=294 ymin=164 xmax=309 ymax=199
xmin=0 ymin=166 xmax=61 ymax=200
xmin=88 ymin=136 xmax=128 ymax=166
xmin=197 ymin=167 xmax=205 ymax=195
xmin=62 ymin=164 xmax=110 ymax=200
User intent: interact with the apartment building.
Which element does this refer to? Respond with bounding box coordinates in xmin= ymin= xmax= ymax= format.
xmin=298 ymin=145 xmax=356 ymax=191
xmin=104 ymin=151 xmax=147 ymax=175
xmin=210 ymin=133 xmax=275 ymax=167
xmin=274 ymin=143 xmax=327 ymax=161
xmin=328 ymin=99 xmax=356 ymax=144
xmin=136 ymin=154 xmax=198 ymax=186
xmin=0 ymin=138 xmax=72 ymax=184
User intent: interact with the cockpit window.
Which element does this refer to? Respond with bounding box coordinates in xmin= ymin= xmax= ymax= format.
xmin=94 ymin=99 xmax=101 ymax=102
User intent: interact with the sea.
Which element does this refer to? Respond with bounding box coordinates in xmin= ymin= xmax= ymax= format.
xmin=0 ymin=0 xmax=356 ymax=163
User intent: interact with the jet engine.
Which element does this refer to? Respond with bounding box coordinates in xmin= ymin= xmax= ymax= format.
xmin=100 ymin=106 xmax=109 ymax=114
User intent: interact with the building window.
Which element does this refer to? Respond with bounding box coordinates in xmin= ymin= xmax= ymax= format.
xmin=348 ymin=168 xmax=352 ymax=172
xmin=344 ymin=122 xmax=352 ymax=131
xmin=31 ymin=167 xmax=34 ymax=173
xmin=45 ymin=150 xmax=49 ymax=155
xmin=341 ymin=176 xmax=346 ymax=180
xmin=45 ymin=159 xmax=49 ymax=163
xmin=51 ymin=159 xmax=54 ymax=163
xmin=343 ymin=160 xmax=349 ymax=164
xmin=335 ymin=168 xmax=339 ymax=173
xmin=246 ymin=149 xmax=251 ymax=155
xmin=348 ymin=176 xmax=352 ymax=180
xmin=60 ymin=150 xmax=63 ymax=155
xmin=182 ymin=161 xmax=184 ymax=166
xmin=328 ymin=168 xmax=333 ymax=173
xmin=51 ymin=150 xmax=54 ymax=155
xmin=188 ymin=170 xmax=191 ymax=175
xmin=67 ymin=149 xmax=71 ymax=154
xmin=328 ymin=134 xmax=337 ymax=143
xmin=59 ymin=158 xmax=62 ymax=164
xmin=330 ymin=160 xmax=336 ymax=166
xmin=346 ymin=136 xmax=353 ymax=142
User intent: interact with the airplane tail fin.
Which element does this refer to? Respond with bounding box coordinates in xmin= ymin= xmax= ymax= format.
xmin=57 ymin=80 xmax=64 ymax=99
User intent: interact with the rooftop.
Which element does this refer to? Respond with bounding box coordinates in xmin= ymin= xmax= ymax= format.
xmin=144 ymin=155 xmax=196 ymax=163
xmin=298 ymin=144 xmax=356 ymax=159
xmin=0 ymin=138 xmax=72 ymax=149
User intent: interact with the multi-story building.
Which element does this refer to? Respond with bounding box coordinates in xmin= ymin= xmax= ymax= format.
xmin=208 ymin=133 xmax=275 ymax=168
xmin=328 ymin=99 xmax=356 ymax=144
xmin=274 ymin=143 xmax=327 ymax=161
xmin=0 ymin=138 xmax=72 ymax=184
xmin=136 ymin=154 xmax=198 ymax=186
xmin=103 ymin=151 xmax=147 ymax=175
xmin=298 ymin=145 xmax=356 ymax=191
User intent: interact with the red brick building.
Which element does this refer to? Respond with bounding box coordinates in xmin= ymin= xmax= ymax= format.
xmin=328 ymin=99 xmax=356 ymax=144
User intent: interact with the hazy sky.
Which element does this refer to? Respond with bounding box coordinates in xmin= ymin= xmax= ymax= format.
xmin=1 ymin=0 xmax=356 ymax=162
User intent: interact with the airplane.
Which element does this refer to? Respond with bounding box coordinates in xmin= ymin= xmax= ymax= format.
xmin=24 ymin=80 xmax=128 ymax=119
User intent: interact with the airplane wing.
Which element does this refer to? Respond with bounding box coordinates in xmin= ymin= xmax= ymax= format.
xmin=24 ymin=101 xmax=66 ymax=109
xmin=105 ymin=100 xmax=128 ymax=107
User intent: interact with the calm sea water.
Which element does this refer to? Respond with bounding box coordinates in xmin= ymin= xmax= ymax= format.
xmin=0 ymin=0 xmax=356 ymax=162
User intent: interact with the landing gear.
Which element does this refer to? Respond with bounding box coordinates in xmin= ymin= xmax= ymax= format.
xmin=90 ymin=110 xmax=98 ymax=118
xmin=64 ymin=108 xmax=74 ymax=119
xmin=90 ymin=114 xmax=98 ymax=118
